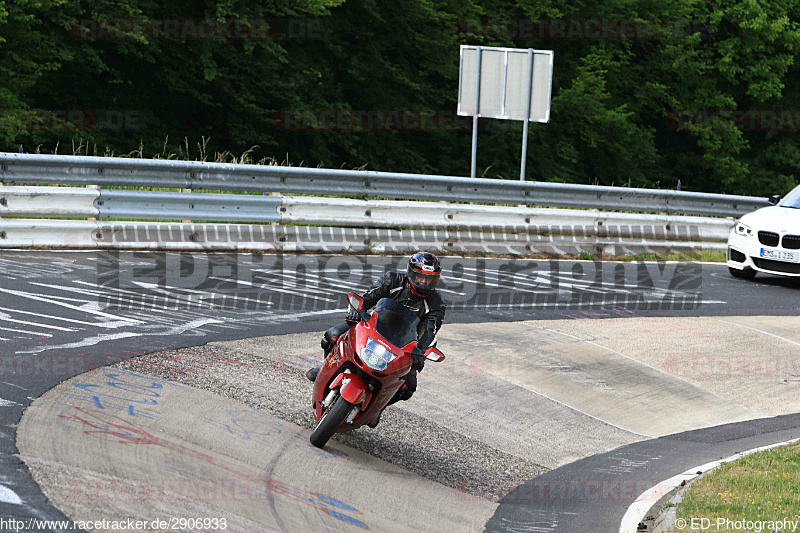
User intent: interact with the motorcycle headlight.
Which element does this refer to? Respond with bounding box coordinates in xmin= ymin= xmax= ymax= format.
xmin=360 ymin=338 xmax=397 ymax=371
xmin=734 ymin=222 xmax=753 ymax=237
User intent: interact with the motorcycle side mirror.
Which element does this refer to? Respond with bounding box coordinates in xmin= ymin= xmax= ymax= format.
xmin=347 ymin=292 xmax=365 ymax=312
xmin=424 ymin=346 xmax=445 ymax=362
xmin=769 ymin=194 xmax=782 ymax=205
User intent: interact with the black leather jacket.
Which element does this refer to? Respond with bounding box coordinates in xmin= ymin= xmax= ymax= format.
xmin=360 ymin=271 xmax=446 ymax=352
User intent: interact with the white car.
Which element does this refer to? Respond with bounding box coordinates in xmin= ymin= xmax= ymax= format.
xmin=727 ymin=185 xmax=800 ymax=279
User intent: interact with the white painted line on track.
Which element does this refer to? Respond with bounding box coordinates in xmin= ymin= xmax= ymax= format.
xmin=270 ymin=308 xmax=346 ymax=320
xmin=15 ymin=317 xmax=225 ymax=355
xmin=499 ymin=378 xmax=653 ymax=439
xmin=71 ymin=281 xmax=214 ymax=318
xmin=619 ymin=438 xmax=800 ymax=533
xmin=456 ymin=301 xmax=726 ymax=310
xmin=130 ymin=283 xmax=239 ymax=310
xmin=0 ymin=313 xmax=75 ymax=332
xmin=209 ymin=277 xmax=337 ymax=303
xmin=0 ymin=306 xmax=128 ymax=328
xmin=714 ymin=319 xmax=800 ymax=347
xmin=255 ymin=267 xmax=366 ymax=292
xmin=0 ymin=326 xmax=52 ymax=337
xmin=0 ymin=484 xmax=22 ymax=505
xmin=16 ymin=332 xmax=142 ymax=354
xmin=0 ymin=287 xmax=141 ymax=323
xmin=454 ymin=265 xmax=725 ymax=303
xmin=536 ymin=326 xmax=759 ymax=411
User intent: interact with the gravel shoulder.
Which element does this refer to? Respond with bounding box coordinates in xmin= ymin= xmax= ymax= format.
xmin=116 ymin=337 xmax=552 ymax=502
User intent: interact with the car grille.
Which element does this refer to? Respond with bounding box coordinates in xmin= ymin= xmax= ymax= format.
xmin=752 ymin=257 xmax=800 ymax=274
xmin=728 ymin=248 xmax=745 ymax=263
xmin=758 ymin=231 xmax=780 ymax=247
xmin=782 ymin=234 xmax=800 ymax=250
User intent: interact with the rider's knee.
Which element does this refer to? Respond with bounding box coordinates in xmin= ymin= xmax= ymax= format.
xmin=326 ymin=322 xmax=352 ymax=340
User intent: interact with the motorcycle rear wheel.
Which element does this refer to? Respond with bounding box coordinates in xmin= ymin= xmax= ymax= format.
xmin=310 ymin=394 xmax=354 ymax=448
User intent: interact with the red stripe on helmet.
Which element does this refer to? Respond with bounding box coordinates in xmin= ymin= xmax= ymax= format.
xmin=409 ymin=266 xmax=439 ymax=274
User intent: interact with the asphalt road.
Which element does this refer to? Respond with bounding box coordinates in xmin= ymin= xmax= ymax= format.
xmin=0 ymin=251 xmax=799 ymax=530
xmin=485 ymin=414 xmax=800 ymax=532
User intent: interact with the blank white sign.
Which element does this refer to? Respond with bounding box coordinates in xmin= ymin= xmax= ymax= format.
xmin=458 ymin=45 xmax=553 ymax=123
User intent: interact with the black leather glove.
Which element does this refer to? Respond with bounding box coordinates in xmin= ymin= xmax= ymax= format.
xmin=411 ymin=347 xmax=425 ymax=372
xmin=345 ymin=308 xmax=361 ymax=324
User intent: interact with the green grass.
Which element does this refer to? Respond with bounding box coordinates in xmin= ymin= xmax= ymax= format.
xmin=566 ymin=250 xmax=726 ymax=263
xmin=612 ymin=249 xmax=726 ymax=263
xmin=676 ymin=441 xmax=800 ymax=530
xmin=376 ymin=249 xmax=726 ymax=262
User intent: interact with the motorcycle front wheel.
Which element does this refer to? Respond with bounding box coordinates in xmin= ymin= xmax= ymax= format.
xmin=310 ymin=394 xmax=354 ymax=448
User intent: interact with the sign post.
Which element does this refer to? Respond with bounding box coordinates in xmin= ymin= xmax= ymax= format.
xmin=457 ymin=45 xmax=553 ymax=181
xmin=470 ymin=47 xmax=482 ymax=179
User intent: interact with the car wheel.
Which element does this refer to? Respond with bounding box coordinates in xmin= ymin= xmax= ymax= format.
xmin=729 ymin=266 xmax=756 ymax=279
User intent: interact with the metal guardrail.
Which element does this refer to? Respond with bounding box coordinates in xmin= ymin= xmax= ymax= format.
xmin=0 ymin=186 xmax=281 ymax=222
xmin=0 ymin=218 xmax=725 ymax=255
xmin=0 ymin=153 xmax=750 ymax=254
xmin=97 ymin=190 xmax=282 ymax=222
xmin=0 ymin=153 xmax=770 ymax=217
xmin=279 ymin=196 xmax=733 ymax=242
xmin=0 ymin=185 xmax=733 ymax=254
xmin=0 ymin=186 xmax=731 ymax=242
xmin=0 ymin=186 xmax=98 ymax=217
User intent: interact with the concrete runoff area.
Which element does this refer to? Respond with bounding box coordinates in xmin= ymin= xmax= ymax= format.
xmin=17 ymin=315 xmax=800 ymax=532
xmin=439 ymin=320 xmax=773 ymax=437
xmin=18 ymin=369 xmax=496 ymax=532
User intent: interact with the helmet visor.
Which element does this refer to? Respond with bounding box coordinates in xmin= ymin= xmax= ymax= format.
xmin=409 ymin=270 xmax=440 ymax=292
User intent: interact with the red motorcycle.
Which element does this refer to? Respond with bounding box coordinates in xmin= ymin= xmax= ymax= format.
xmin=310 ymin=293 xmax=445 ymax=448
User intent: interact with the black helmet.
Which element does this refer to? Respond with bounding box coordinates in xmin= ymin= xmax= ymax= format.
xmin=406 ymin=252 xmax=441 ymax=297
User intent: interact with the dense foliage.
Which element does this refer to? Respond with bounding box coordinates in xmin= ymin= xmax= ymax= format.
xmin=2 ymin=0 xmax=799 ymax=195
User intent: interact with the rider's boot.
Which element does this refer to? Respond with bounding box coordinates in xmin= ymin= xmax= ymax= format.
xmin=306 ymin=366 xmax=320 ymax=382
xmin=306 ymin=334 xmax=334 ymax=382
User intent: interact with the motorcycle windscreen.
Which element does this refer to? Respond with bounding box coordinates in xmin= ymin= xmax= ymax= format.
xmin=372 ymin=298 xmax=420 ymax=348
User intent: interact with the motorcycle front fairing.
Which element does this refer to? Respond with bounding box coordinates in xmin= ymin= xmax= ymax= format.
xmin=312 ymin=305 xmax=417 ymax=429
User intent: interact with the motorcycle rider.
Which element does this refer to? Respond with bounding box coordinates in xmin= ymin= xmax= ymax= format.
xmin=306 ymin=252 xmax=446 ymax=427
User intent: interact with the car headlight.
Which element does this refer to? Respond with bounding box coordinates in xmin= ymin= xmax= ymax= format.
xmin=734 ymin=222 xmax=753 ymax=237
xmin=360 ymin=338 xmax=397 ymax=371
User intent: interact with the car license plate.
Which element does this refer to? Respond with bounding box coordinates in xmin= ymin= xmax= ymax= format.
xmin=760 ymin=248 xmax=800 ymax=262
